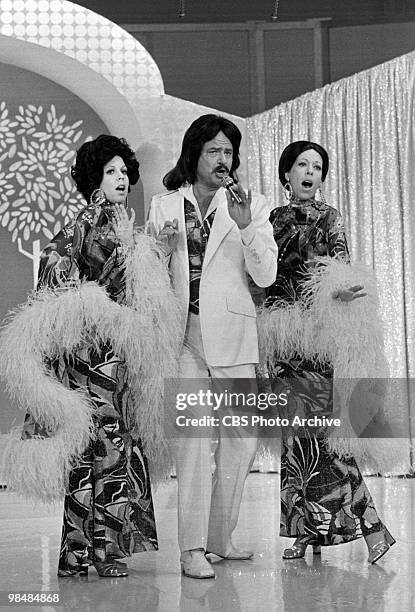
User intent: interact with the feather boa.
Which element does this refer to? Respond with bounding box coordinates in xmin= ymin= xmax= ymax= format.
xmin=0 ymin=233 xmax=180 ymax=501
xmin=257 ymin=257 xmax=409 ymax=474
xmin=119 ymin=232 xmax=181 ymax=467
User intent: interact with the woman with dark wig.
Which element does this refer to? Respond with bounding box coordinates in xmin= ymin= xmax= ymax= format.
xmin=1 ymin=135 xmax=179 ymax=577
xmin=260 ymin=141 xmax=395 ymax=563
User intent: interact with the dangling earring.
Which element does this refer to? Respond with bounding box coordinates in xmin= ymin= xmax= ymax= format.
xmin=318 ymin=187 xmax=327 ymax=205
xmin=284 ymin=181 xmax=294 ymax=202
xmin=90 ymin=188 xmax=106 ymax=207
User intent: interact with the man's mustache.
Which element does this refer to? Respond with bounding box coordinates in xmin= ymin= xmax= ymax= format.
xmin=214 ymin=164 xmax=230 ymax=173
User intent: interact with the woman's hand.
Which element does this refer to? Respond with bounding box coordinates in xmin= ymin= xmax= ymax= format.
xmin=332 ymin=285 xmax=367 ymax=302
xmin=157 ymin=219 xmax=179 ymax=256
xmin=112 ymin=204 xmax=135 ymax=247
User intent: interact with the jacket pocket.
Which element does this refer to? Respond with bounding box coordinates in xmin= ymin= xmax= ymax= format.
xmin=226 ymin=295 xmax=256 ymax=318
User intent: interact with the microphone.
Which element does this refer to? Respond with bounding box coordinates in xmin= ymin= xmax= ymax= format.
xmin=222 ymin=176 xmax=243 ymax=204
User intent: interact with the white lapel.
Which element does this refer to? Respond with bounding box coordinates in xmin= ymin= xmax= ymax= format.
xmin=167 ymin=189 xmax=189 ymax=303
xmin=203 ymin=188 xmax=234 ymax=271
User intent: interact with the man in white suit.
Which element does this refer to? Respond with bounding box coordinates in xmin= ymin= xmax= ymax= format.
xmin=148 ymin=115 xmax=277 ymax=578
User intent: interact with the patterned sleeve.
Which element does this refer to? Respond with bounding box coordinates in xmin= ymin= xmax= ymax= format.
xmin=327 ymin=208 xmax=350 ymax=263
xmin=37 ymin=206 xmax=92 ymax=289
xmin=37 ymin=203 xmax=128 ymax=304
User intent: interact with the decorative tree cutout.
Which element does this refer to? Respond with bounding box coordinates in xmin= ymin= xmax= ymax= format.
xmin=0 ymin=102 xmax=89 ymax=286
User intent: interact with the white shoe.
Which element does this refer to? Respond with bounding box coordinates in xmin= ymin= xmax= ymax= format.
xmin=180 ymin=549 xmax=215 ymax=579
xmin=206 ymin=547 xmax=254 ymax=560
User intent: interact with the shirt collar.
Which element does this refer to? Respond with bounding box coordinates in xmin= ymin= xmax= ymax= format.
xmin=179 ymin=184 xmax=225 ymax=220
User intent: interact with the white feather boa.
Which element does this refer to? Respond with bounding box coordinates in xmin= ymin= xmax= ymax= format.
xmin=257 ymin=257 xmax=409 ymax=474
xmin=0 ymin=233 xmax=181 ymax=501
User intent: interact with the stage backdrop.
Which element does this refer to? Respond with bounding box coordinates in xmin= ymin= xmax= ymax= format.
xmin=247 ymin=51 xmax=415 ymax=467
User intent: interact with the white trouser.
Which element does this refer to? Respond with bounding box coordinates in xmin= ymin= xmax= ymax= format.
xmin=174 ymin=313 xmax=258 ymax=554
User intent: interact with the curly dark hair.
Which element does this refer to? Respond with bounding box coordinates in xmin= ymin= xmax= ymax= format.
xmin=71 ymin=134 xmax=140 ymax=202
xmin=163 ymin=114 xmax=241 ymax=191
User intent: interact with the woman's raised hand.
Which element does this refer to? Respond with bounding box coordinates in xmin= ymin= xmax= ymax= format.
xmin=113 ymin=204 xmax=136 ymax=247
xmin=157 ymin=219 xmax=179 ymax=255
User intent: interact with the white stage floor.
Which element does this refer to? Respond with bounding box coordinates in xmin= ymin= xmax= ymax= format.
xmin=0 ymin=473 xmax=413 ymax=611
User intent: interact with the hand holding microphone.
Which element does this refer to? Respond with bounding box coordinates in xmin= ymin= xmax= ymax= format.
xmin=222 ymin=176 xmax=243 ymax=204
xmin=222 ymin=175 xmax=252 ymax=230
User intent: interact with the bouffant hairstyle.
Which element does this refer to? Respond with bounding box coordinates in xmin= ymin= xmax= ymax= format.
xmin=163 ymin=114 xmax=241 ymax=191
xmin=71 ymin=134 xmax=140 ymax=202
xmin=278 ymin=140 xmax=329 ymax=186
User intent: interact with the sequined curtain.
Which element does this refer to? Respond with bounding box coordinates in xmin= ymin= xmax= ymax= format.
xmin=247 ymin=51 xmax=415 ymax=467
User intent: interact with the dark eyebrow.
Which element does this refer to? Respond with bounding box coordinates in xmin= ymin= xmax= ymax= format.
xmin=298 ymin=157 xmax=320 ymax=164
xmin=207 ymin=146 xmax=233 ymax=151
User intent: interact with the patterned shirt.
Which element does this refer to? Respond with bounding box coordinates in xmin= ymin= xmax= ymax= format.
xmin=265 ymin=199 xmax=349 ymax=306
xmin=184 ymin=197 xmax=217 ymax=315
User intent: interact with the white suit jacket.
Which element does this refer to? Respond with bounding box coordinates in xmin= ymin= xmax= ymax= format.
xmin=147 ymin=185 xmax=277 ymax=367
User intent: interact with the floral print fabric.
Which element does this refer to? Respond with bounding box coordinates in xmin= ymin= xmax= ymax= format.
xmin=184 ymin=198 xmax=216 ymax=315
